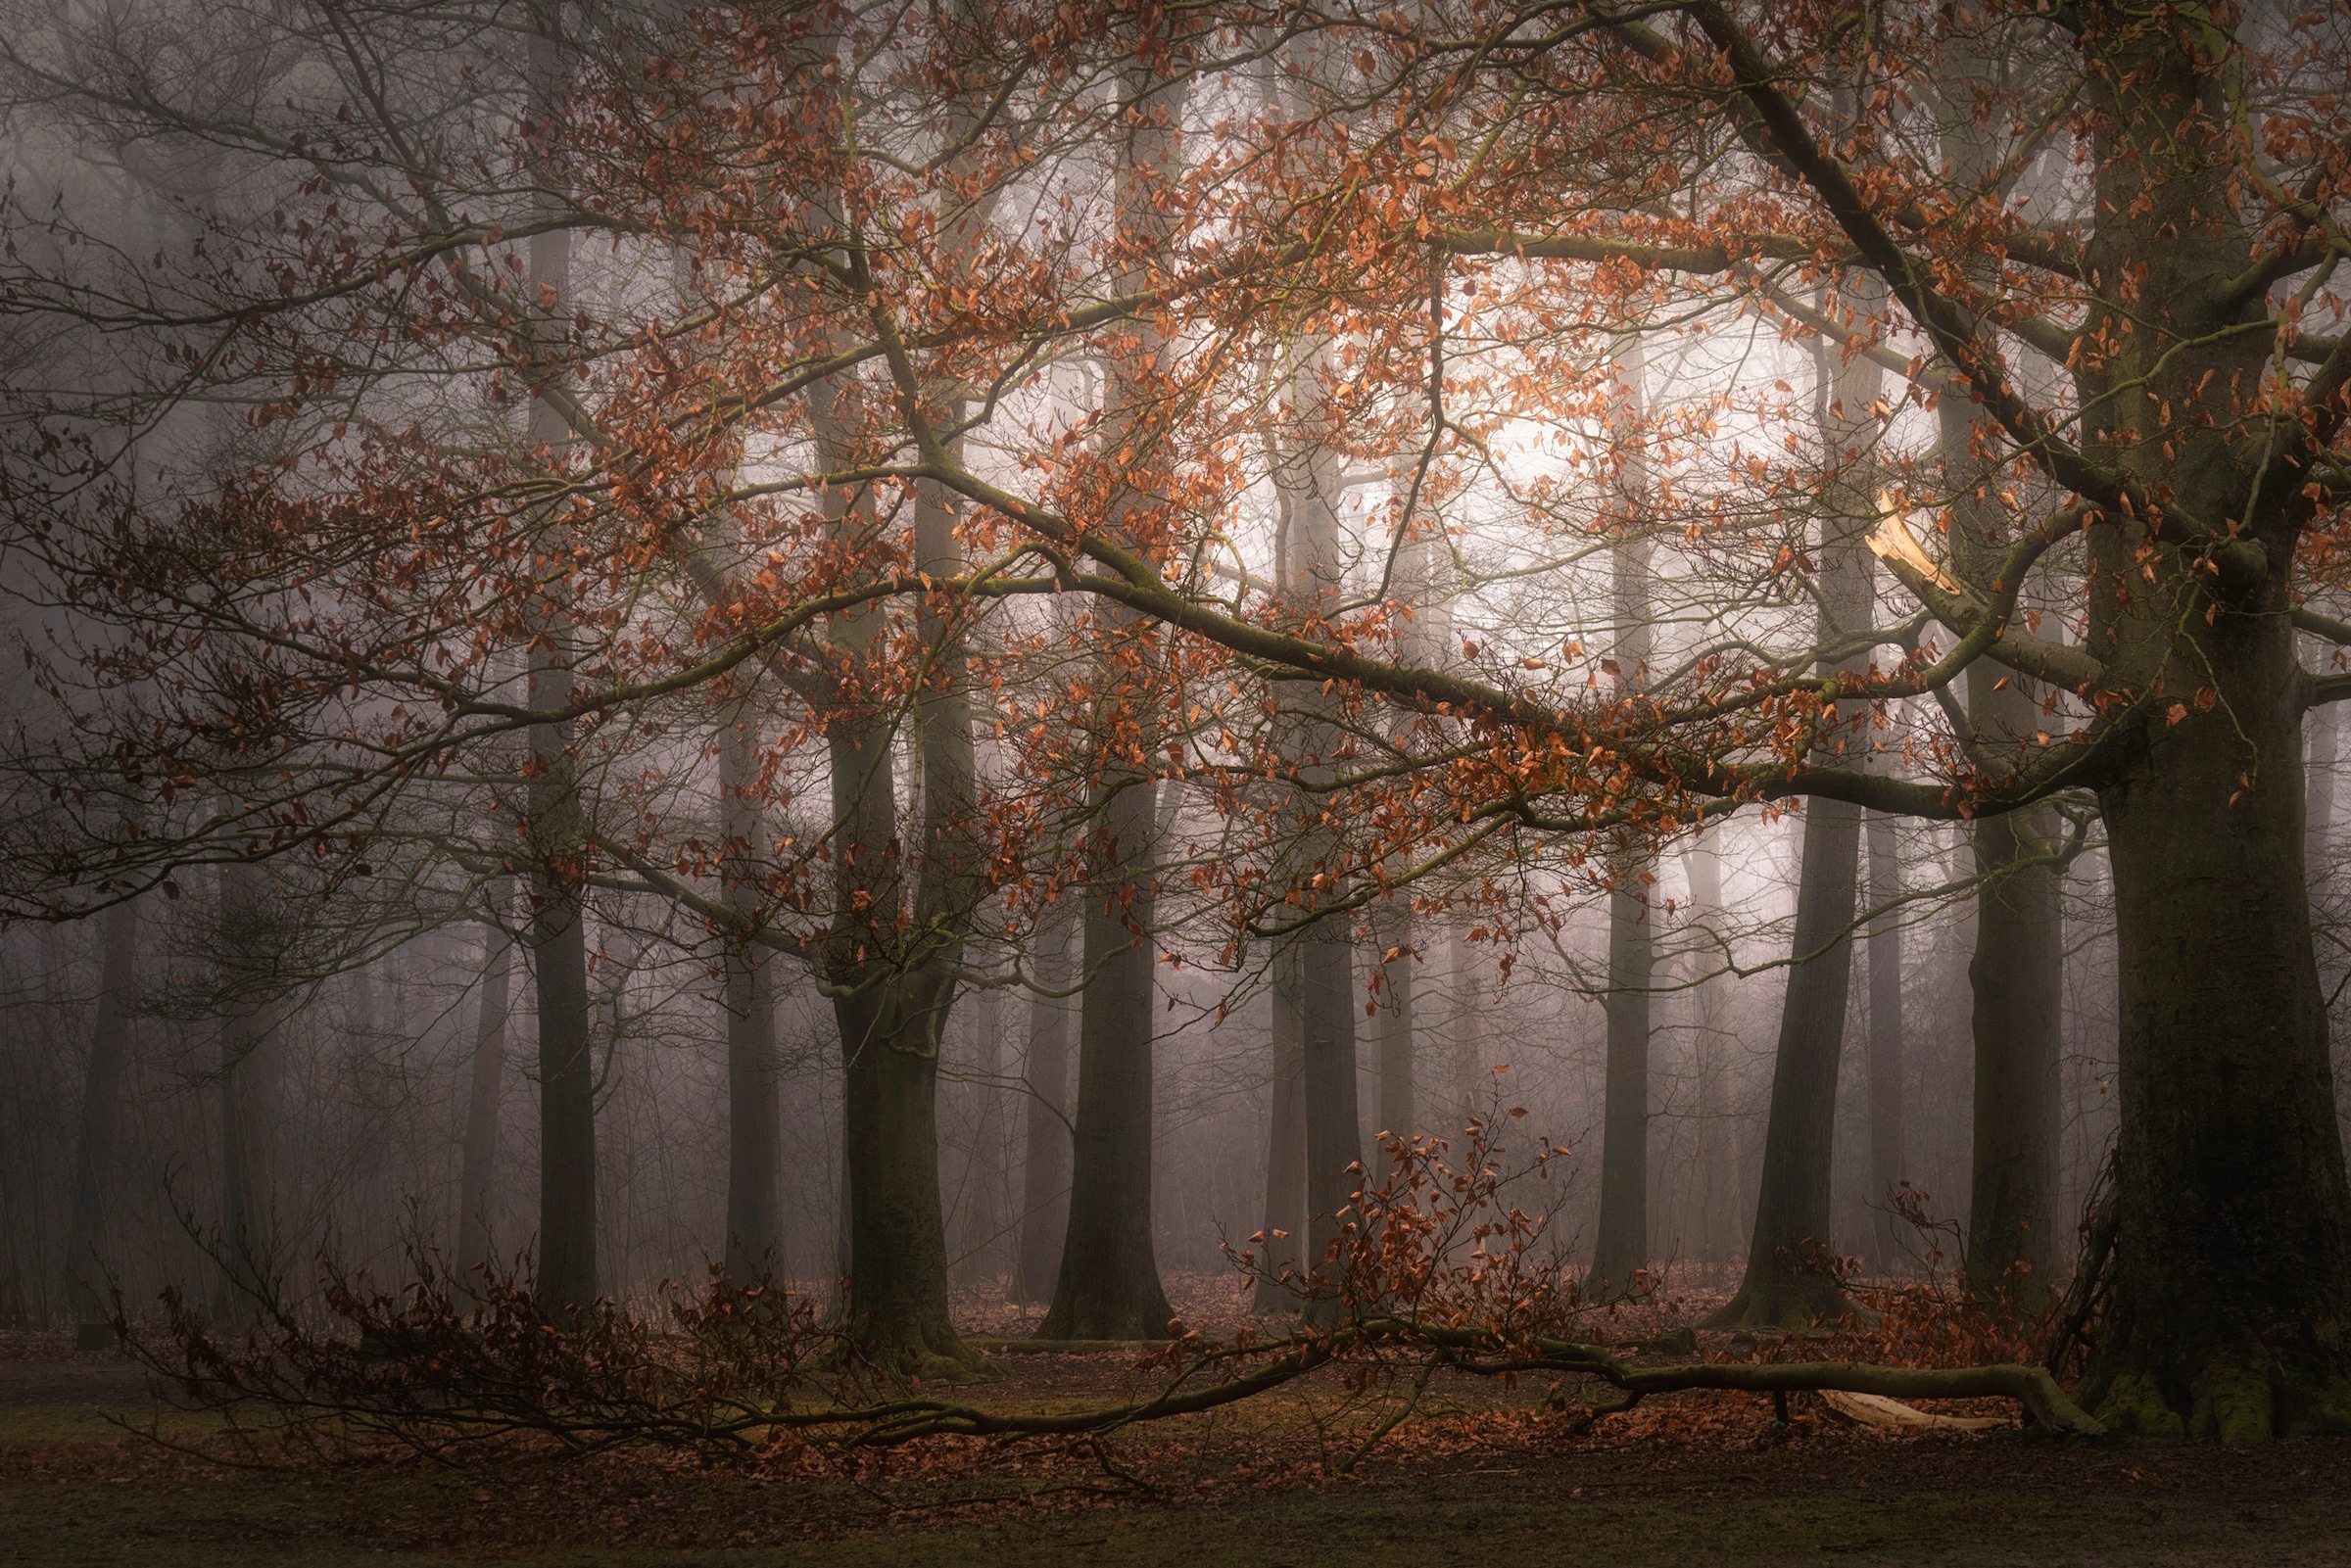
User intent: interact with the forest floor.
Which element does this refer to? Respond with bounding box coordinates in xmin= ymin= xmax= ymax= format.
xmin=5 ymin=1276 xmax=2348 ymax=1566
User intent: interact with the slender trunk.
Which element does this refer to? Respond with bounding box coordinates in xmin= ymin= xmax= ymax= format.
xmin=1863 ymin=813 xmax=1908 ymax=1275
xmin=1252 ymin=942 xmax=1308 ymax=1312
xmin=1299 ymin=927 xmax=1362 ymax=1329
xmin=1591 ymin=353 xmax=1655 ymax=1294
xmin=345 ymin=961 xmax=396 ymax=1270
xmin=720 ymin=706 xmax=783 ymax=1280
xmin=523 ymin=5 xmax=596 ymax=1312
xmin=1591 ymin=874 xmax=1653 ymax=1293
xmin=456 ymin=898 xmax=512 ymax=1273
xmin=1707 ymin=266 xmax=1878 ymax=1330
xmin=1682 ymin=841 xmax=1739 ymax=1267
xmin=959 ymin=987 xmax=1009 ymax=1287
xmin=216 ymin=859 xmax=282 ymax=1311
xmin=1942 ymin=355 xmax=2064 ymax=1315
xmin=1011 ymin=904 xmax=1076 ymax=1304
xmin=1033 ymin=50 xmax=1187 ymax=1341
xmin=67 ymin=897 xmax=136 ymax=1326
xmin=1040 ymin=779 xmax=1176 ymax=1339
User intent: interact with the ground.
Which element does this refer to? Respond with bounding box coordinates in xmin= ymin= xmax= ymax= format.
xmin=7 ymin=1278 xmax=2349 ymax=1566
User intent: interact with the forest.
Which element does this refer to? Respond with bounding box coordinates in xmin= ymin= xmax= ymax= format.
xmin=4 ymin=0 xmax=2351 ymax=1560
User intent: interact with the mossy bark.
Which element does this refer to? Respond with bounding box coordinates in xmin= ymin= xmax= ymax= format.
xmin=2055 ymin=6 xmax=2351 ymax=1438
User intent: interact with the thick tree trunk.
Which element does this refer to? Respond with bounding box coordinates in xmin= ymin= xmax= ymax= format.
xmin=2061 ymin=14 xmax=2351 ymax=1438
xmin=1863 ymin=813 xmax=1907 ymax=1276
xmin=456 ymin=902 xmax=511 ymax=1273
xmin=835 ymin=976 xmax=963 ymax=1364
xmin=1962 ymin=799 xmax=2062 ymax=1312
xmin=1040 ymin=779 xmax=1176 ymax=1339
xmin=2090 ymin=664 xmax=2351 ymax=1436
xmin=67 ymin=897 xmax=136 ymax=1329
xmin=1011 ymin=905 xmax=1076 ymax=1305
xmin=819 ymin=575 xmax=974 ymax=1368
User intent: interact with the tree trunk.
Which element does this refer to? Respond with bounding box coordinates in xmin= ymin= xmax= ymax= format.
xmin=1681 ymin=841 xmax=1740 ymax=1267
xmin=2061 ymin=13 xmax=2351 ymax=1438
xmin=1252 ymin=942 xmax=1308 ymax=1313
xmin=216 ymin=859 xmax=283 ymax=1312
xmin=456 ymin=898 xmax=512 ymax=1274
xmin=1591 ymin=355 xmax=1655 ymax=1296
xmin=1298 ymin=922 xmax=1365 ymax=1329
xmin=720 ymin=706 xmax=783 ymax=1281
xmin=1706 ymin=266 xmax=1878 ymax=1330
xmin=1011 ymin=904 xmax=1076 ymax=1305
xmin=1962 ymin=798 xmax=2062 ymax=1312
xmin=1863 ymin=813 xmax=1908 ymax=1276
xmin=521 ymin=5 xmax=597 ymax=1312
xmin=1039 ymin=779 xmax=1176 ymax=1339
xmin=835 ymin=974 xmax=963 ymax=1364
xmin=810 ymin=252 xmax=985 ymax=1368
xmin=67 ymin=897 xmax=136 ymax=1329
xmin=2090 ymin=660 xmax=2351 ymax=1436
xmin=957 ymin=986 xmax=1011 ymax=1287
xmin=1591 ymin=873 xmax=1653 ymax=1294
xmin=1940 ymin=328 xmax=2065 ymax=1313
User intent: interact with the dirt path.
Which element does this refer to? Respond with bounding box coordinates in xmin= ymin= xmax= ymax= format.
xmin=3 ymin=1353 xmax=2344 ymax=1567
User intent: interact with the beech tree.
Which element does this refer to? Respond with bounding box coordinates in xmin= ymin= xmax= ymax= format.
xmin=7 ymin=0 xmax=2351 ymax=1442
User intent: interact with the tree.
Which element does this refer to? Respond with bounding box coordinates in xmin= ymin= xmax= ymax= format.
xmin=12 ymin=0 xmax=2351 ymax=1437
xmin=1037 ymin=35 xmax=1192 ymax=1342
xmin=66 ymin=896 xmax=137 ymax=1338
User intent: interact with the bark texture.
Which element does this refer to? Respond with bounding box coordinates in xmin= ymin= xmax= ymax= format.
xmin=2061 ymin=9 xmax=2351 ymax=1438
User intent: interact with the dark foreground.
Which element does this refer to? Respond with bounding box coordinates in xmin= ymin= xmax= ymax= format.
xmin=5 ymin=1354 xmax=2346 ymax=1566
